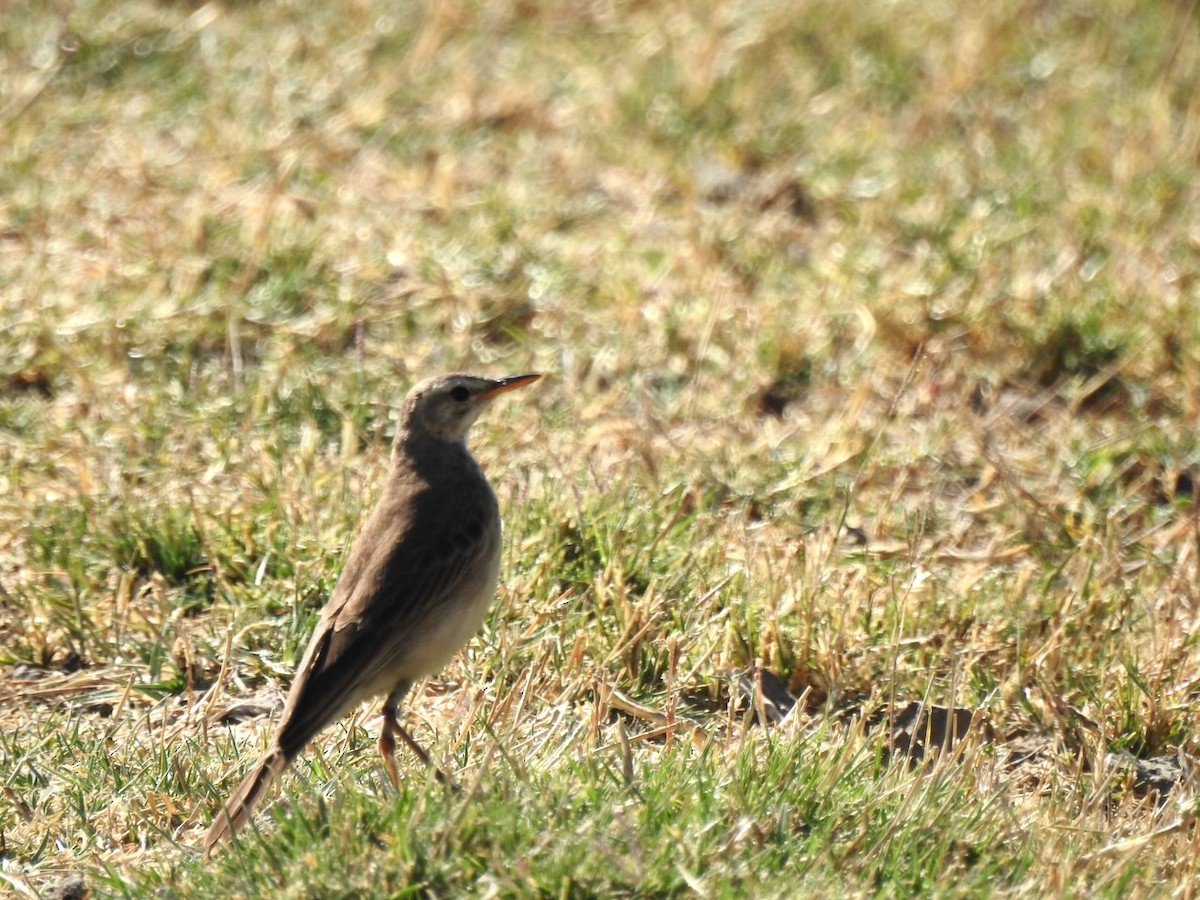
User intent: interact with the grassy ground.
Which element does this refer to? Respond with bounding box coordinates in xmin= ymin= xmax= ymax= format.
xmin=3 ymin=0 xmax=1200 ymax=895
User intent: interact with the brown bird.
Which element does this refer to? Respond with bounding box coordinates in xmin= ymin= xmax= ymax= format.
xmin=203 ymin=372 xmax=540 ymax=853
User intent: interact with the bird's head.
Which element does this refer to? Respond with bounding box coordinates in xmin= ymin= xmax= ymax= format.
xmin=400 ymin=372 xmax=541 ymax=445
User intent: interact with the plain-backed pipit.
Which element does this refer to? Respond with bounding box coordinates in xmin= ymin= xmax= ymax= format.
xmin=203 ymin=372 xmax=540 ymax=852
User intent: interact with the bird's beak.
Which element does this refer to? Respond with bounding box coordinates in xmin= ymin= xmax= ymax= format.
xmin=480 ymin=373 xmax=541 ymax=399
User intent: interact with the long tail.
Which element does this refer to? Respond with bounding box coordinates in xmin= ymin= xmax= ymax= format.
xmin=203 ymin=749 xmax=290 ymax=855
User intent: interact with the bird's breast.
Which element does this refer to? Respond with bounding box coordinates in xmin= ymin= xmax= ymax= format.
xmin=403 ymin=525 xmax=502 ymax=677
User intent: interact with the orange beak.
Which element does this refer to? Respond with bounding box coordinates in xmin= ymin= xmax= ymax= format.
xmin=480 ymin=373 xmax=541 ymax=400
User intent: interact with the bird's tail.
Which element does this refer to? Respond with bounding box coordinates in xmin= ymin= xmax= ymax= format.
xmin=203 ymin=749 xmax=289 ymax=855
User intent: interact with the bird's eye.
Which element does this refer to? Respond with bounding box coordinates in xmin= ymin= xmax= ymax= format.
xmin=450 ymin=385 xmax=470 ymax=402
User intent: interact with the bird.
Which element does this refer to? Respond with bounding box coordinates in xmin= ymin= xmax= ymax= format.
xmin=203 ymin=371 xmax=541 ymax=853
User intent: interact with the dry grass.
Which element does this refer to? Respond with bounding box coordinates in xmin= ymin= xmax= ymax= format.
xmin=4 ymin=0 xmax=1200 ymax=895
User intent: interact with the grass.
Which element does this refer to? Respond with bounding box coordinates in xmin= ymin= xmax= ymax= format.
xmin=3 ymin=0 xmax=1200 ymax=895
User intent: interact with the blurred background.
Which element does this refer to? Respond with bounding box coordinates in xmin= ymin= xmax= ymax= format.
xmin=3 ymin=0 xmax=1200 ymax=893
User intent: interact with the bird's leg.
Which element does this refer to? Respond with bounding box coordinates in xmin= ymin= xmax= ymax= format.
xmin=390 ymin=713 xmax=434 ymax=768
xmin=378 ymin=704 xmax=402 ymax=790
xmin=378 ymin=682 xmax=453 ymax=786
xmin=378 ymin=680 xmax=413 ymax=789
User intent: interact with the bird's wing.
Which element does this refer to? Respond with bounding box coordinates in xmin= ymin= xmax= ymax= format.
xmin=274 ymin=478 xmax=499 ymax=756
